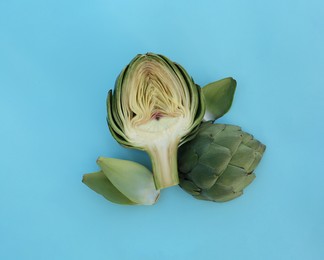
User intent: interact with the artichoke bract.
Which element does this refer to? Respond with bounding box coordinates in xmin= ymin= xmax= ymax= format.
xmin=178 ymin=122 xmax=266 ymax=202
xmin=83 ymin=157 xmax=159 ymax=205
xmin=107 ymin=53 xmax=205 ymax=189
xmin=201 ymin=77 xmax=236 ymax=121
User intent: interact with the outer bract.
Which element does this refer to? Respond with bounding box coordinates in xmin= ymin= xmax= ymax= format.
xmin=83 ymin=157 xmax=159 ymax=205
xmin=178 ymin=122 xmax=266 ymax=202
xmin=107 ymin=53 xmax=205 ymax=189
xmin=201 ymin=77 xmax=236 ymax=121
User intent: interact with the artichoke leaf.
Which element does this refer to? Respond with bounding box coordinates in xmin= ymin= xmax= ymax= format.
xmin=204 ymin=182 xmax=243 ymax=202
xmin=188 ymin=163 xmax=218 ymax=189
xmin=82 ymin=171 xmax=136 ymax=205
xmin=202 ymin=77 xmax=236 ymax=121
xmin=179 ymin=179 xmax=201 ymax=196
xmin=97 ymin=157 xmax=160 ymax=205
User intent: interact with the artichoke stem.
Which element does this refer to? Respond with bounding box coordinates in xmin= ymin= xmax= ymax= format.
xmin=148 ymin=141 xmax=179 ymax=189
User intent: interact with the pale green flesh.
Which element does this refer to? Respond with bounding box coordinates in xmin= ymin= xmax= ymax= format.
xmin=147 ymin=138 xmax=179 ymax=189
xmin=127 ymin=117 xmax=187 ymax=189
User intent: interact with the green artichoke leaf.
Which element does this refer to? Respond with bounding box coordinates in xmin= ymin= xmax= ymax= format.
xmin=202 ymin=182 xmax=243 ymax=202
xmin=107 ymin=53 xmax=205 ymax=189
xmin=216 ymin=165 xmax=255 ymax=192
xmin=82 ymin=171 xmax=136 ymax=205
xmin=202 ymin=77 xmax=236 ymax=121
xmin=97 ymin=157 xmax=160 ymax=205
xmin=178 ymin=146 xmax=199 ymax=174
xmin=179 ymin=179 xmax=201 ymax=196
xmin=230 ymin=145 xmax=258 ymax=172
xmin=199 ymin=142 xmax=231 ymax=172
xmin=188 ymin=163 xmax=218 ymax=189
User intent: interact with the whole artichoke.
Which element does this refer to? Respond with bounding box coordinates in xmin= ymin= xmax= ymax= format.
xmin=178 ymin=122 xmax=266 ymax=202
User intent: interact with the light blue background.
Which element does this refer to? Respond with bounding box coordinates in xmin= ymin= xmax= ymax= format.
xmin=1 ymin=1 xmax=323 ymax=259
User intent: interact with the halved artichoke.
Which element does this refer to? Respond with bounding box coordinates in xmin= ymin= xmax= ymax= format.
xmin=107 ymin=53 xmax=205 ymax=189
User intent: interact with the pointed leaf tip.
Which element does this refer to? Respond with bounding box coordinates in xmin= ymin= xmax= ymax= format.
xmin=202 ymin=77 xmax=236 ymax=121
xmin=82 ymin=171 xmax=136 ymax=205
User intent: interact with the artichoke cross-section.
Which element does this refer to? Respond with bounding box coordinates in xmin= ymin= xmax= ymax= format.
xmin=107 ymin=53 xmax=205 ymax=189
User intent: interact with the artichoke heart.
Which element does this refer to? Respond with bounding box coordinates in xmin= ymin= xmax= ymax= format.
xmin=107 ymin=53 xmax=205 ymax=189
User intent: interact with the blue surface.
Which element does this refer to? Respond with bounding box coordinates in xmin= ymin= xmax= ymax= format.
xmin=1 ymin=1 xmax=323 ymax=259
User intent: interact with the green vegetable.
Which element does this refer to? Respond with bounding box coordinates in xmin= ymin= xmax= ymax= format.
xmin=82 ymin=53 xmax=266 ymax=207
xmin=178 ymin=122 xmax=266 ymax=202
xmin=201 ymin=77 xmax=236 ymax=121
xmin=107 ymin=53 xmax=205 ymax=189
xmin=83 ymin=157 xmax=159 ymax=205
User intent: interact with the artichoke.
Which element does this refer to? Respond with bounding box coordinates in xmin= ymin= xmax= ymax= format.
xmin=83 ymin=157 xmax=159 ymax=205
xmin=82 ymin=52 xmax=266 ymax=207
xmin=178 ymin=122 xmax=266 ymax=202
xmin=107 ymin=53 xmax=205 ymax=189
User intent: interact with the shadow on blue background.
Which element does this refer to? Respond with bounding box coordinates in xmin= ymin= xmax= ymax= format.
xmin=0 ymin=1 xmax=323 ymax=259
